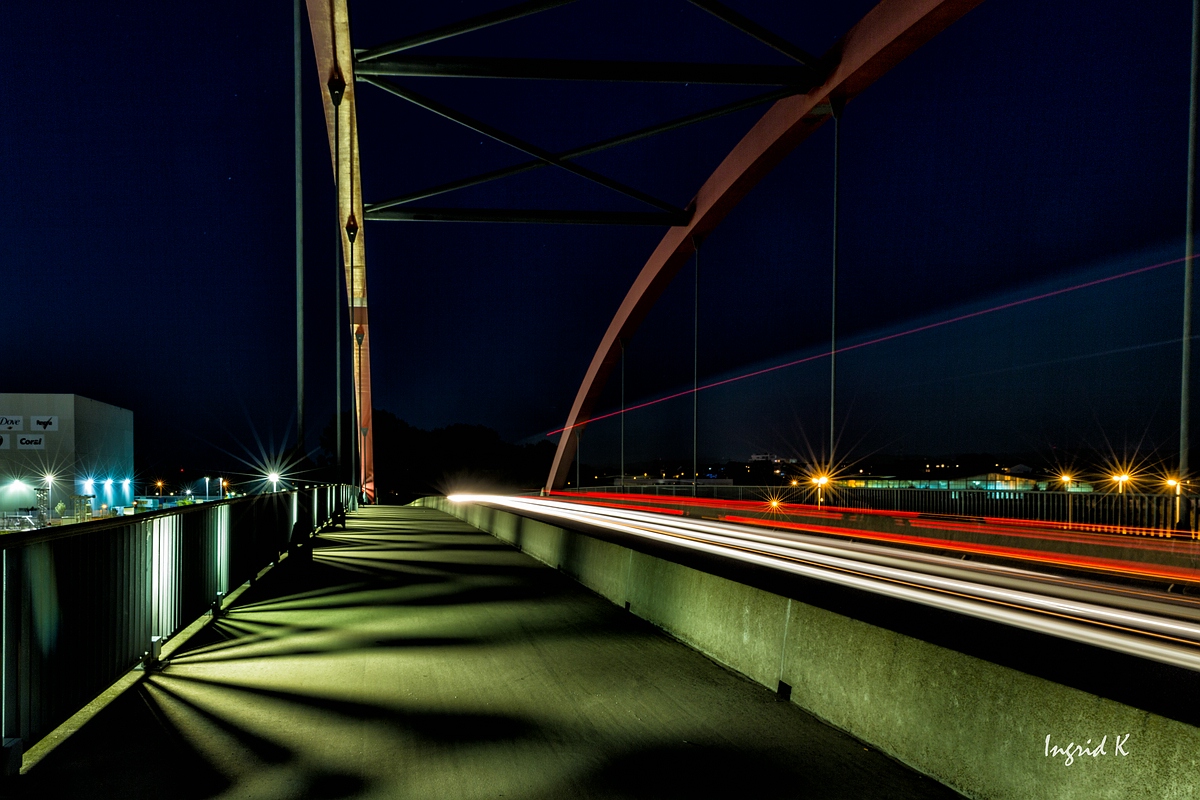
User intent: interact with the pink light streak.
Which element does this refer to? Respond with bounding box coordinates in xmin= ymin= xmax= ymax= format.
xmin=547 ymin=254 xmax=1188 ymax=437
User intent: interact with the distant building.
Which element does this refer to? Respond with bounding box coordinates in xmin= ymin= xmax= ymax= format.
xmin=0 ymin=394 xmax=134 ymax=522
xmin=748 ymin=454 xmax=798 ymax=464
xmin=842 ymin=473 xmax=1039 ymax=491
xmin=619 ymin=475 xmax=733 ymax=487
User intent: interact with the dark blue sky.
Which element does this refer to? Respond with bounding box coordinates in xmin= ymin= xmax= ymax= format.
xmin=4 ymin=1 xmax=1195 ymax=474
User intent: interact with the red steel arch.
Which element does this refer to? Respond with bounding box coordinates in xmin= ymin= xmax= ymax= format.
xmin=306 ymin=0 xmax=376 ymax=501
xmin=546 ymin=0 xmax=985 ymax=491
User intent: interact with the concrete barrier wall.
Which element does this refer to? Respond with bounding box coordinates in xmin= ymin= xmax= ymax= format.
xmin=419 ymin=497 xmax=1200 ymax=800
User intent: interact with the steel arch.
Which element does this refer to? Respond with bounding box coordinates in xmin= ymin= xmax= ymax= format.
xmin=546 ymin=0 xmax=986 ymax=491
xmin=306 ymin=0 xmax=376 ymax=501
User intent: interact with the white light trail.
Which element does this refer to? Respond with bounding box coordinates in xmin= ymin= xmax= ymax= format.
xmin=449 ymin=495 xmax=1200 ymax=672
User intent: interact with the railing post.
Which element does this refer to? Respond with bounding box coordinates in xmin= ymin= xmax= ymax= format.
xmin=0 ymin=545 xmax=19 ymax=774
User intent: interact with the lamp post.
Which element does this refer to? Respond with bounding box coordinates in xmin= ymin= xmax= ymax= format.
xmin=1113 ymin=474 xmax=1130 ymax=528
xmin=156 ymin=480 xmax=164 ymax=497
xmin=268 ymin=472 xmax=280 ymax=493
xmin=44 ymin=474 xmax=54 ymax=523
xmin=204 ymin=476 xmax=210 ymax=502
xmin=1168 ymin=478 xmax=1183 ymax=532
xmin=1061 ymin=475 xmax=1072 ymax=525
xmin=813 ymin=475 xmax=829 ymax=508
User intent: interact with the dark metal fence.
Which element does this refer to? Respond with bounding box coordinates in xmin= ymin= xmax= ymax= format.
xmin=0 ymin=484 xmax=356 ymax=749
xmin=578 ymin=484 xmax=1198 ymax=536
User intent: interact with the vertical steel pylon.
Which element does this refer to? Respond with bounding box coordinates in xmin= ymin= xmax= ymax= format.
xmin=306 ymin=0 xmax=375 ymax=502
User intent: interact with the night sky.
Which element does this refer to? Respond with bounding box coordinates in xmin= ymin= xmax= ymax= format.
xmin=5 ymin=1 xmax=1196 ymax=479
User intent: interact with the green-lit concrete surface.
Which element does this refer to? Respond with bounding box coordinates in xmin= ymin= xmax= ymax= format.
xmin=3 ymin=506 xmax=957 ymax=799
xmin=430 ymin=497 xmax=1200 ymax=800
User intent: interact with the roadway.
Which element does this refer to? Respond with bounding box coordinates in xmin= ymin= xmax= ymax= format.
xmin=454 ymin=494 xmax=1200 ymax=674
xmin=2 ymin=505 xmax=959 ymax=799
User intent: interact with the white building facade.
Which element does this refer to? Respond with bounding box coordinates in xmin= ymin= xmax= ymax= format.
xmin=0 ymin=394 xmax=134 ymax=517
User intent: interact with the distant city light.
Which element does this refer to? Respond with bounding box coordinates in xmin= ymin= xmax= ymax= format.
xmin=8 ymin=480 xmax=28 ymax=491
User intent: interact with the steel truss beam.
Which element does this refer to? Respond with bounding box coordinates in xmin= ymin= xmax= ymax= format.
xmin=366 ymin=208 xmax=689 ymax=226
xmin=366 ymin=87 xmax=805 ymax=213
xmin=546 ymin=0 xmax=987 ymax=491
xmin=355 ymin=0 xmax=578 ymax=62
xmin=685 ymin=0 xmax=817 ymax=65
xmin=360 ymin=75 xmax=684 ymax=215
xmin=355 ymin=55 xmax=815 ymax=86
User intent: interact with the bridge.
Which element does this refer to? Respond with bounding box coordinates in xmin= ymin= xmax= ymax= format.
xmin=5 ymin=1 xmax=1200 ymax=799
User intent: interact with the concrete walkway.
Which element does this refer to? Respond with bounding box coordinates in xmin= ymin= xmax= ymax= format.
xmin=5 ymin=506 xmax=960 ymax=799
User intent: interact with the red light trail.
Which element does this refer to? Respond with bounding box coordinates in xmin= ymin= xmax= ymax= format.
xmin=546 ymin=254 xmax=1189 ymax=437
xmin=448 ymin=495 xmax=1200 ymax=671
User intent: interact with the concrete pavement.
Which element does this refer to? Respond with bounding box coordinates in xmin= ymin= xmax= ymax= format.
xmin=4 ymin=505 xmax=960 ymax=799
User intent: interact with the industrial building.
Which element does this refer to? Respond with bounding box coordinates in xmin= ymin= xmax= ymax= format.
xmin=0 ymin=394 xmax=134 ymax=525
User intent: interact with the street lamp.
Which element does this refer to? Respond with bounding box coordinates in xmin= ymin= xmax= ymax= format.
xmin=156 ymin=480 xmax=164 ymax=497
xmin=204 ymin=476 xmax=210 ymax=502
xmin=44 ymin=474 xmax=54 ymax=522
xmin=1112 ymin=473 xmax=1131 ymax=528
xmin=268 ymin=472 xmax=280 ymax=493
xmin=812 ymin=475 xmax=829 ymax=508
xmin=1168 ymin=478 xmax=1183 ymax=531
xmin=1060 ymin=475 xmax=1072 ymax=525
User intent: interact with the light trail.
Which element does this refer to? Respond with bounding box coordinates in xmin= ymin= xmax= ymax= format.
xmin=554 ymin=490 xmax=1193 ymax=552
xmin=546 ymin=254 xmax=1189 ymax=436
xmin=722 ymin=515 xmax=1200 ymax=585
xmin=449 ymin=494 xmax=1200 ymax=672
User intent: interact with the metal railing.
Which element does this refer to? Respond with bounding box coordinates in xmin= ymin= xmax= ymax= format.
xmin=0 ymin=484 xmax=357 ymax=749
xmin=577 ymin=484 xmax=1197 ymax=535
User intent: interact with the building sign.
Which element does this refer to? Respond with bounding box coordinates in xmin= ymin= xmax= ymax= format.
xmin=30 ymin=416 xmax=58 ymax=431
xmin=0 ymin=416 xmax=22 ymax=432
xmin=0 ymin=433 xmax=8 ymax=450
xmin=17 ymin=435 xmax=44 ymax=450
